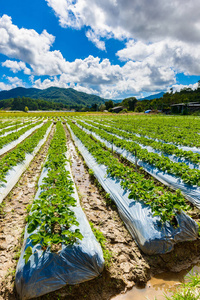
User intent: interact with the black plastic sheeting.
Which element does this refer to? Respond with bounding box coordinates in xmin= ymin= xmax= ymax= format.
xmin=68 ymin=124 xmax=199 ymax=255
xmin=15 ymin=160 xmax=104 ymax=300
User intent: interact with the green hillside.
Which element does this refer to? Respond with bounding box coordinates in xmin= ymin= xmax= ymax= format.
xmin=0 ymin=87 xmax=107 ymax=109
xmin=134 ymin=86 xmax=200 ymax=113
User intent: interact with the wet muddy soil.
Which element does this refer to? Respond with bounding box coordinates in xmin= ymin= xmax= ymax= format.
xmin=113 ymin=265 xmax=200 ymax=300
xmin=0 ymin=126 xmax=55 ymax=300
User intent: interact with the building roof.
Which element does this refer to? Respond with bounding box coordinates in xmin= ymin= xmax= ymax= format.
xmin=171 ymin=102 xmax=200 ymax=107
xmin=111 ymin=106 xmax=124 ymax=110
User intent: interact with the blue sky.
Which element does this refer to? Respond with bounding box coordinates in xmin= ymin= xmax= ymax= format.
xmin=0 ymin=0 xmax=200 ymax=99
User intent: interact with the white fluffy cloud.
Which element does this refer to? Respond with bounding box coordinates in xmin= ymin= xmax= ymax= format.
xmin=46 ymin=0 xmax=200 ymax=45
xmin=2 ymin=60 xmax=31 ymax=74
xmin=1 ymin=10 xmax=200 ymax=99
xmin=33 ymin=56 xmax=175 ymax=98
xmin=0 ymin=14 xmax=69 ymax=76
xmin=117 ymin=39 xmax=200 ymax=76
xmin=42 ymin=0 xmax=200 ymax=97
xmin=170 ymin=83 xmax=199 ymax=93
xmin=0 ymin=76 xmax=24 ymax=91
xmin=0 ymin=82 xmax=13 ymax=91
xmin=86 ymin=30 xmax=106 ymax=51
xmin=34 ymin=76 xmax=99 ymax=95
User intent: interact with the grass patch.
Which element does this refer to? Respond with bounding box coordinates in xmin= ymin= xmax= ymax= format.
xmin=89 ymin=221 xmax=112 ymax=267
xmin=166 ymin=272 xmax=200 ymax=300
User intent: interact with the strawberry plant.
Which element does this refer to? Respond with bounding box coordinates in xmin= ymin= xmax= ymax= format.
xmin=68 ymin=120 xmax=190 ymax=226
xmin=76 ymin=120 xmax=200 ymax=187
xmin=24 ymin=122 xmax=83 ymax=263
xmin=0 ymin=121 xmax=51 ymax=185
xmin=91 ymin=115 xmax=200 ymax=148
xmin=0 ymin=120 xmax=42 ymax=150
xmin=0 ymin=120 xmax=31 ymax=136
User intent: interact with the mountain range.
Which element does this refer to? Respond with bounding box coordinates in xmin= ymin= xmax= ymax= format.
xmin=139 ymin=92 xmax=165 ymax=100
xmin=0 ymin=87 xmax=107 ymax=108
xmin=0 ymin=87 xmax=166 ymax=111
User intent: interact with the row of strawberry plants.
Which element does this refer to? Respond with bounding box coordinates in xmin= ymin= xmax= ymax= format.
xmin=0 ymin=121 xmax=11 ymax=129
xmin=0 ymin=120 xmax=23 ymax=131
xmin=100 ymin=115 xmax=200 ymax=131
xmin=86 ymin=115 xmax=200 ymax=148
xmin=0 ymin=120 xmax=43 ymax=150
xmin=95 ymin=117 xmax=200 ymax=147
xmin=82 ymin=119 xmax=200 ymax=165
xmin=24 ymin=121 xmax=83 ymax=262
xmin=75 ymin=119 xmax=200 ymax=187
xmin=0 ymin=120 xmax=21 ymax=130
xmin=0 ymin=121 xmax=51 ymax=185
xmin=96 ymin=115 xmax=200 ymax=134
xmin=0 ymin=120 xmax=32 ymax=136
xmin=68 ymin=120 xmax=190 ymax=225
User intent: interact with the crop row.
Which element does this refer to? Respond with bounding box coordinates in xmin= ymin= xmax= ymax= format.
xmin=0 ymin=120 xmax=42 ymax=150
xmin=24 ymin=121 xmax=83 ymax=262
xmin=84 ymin=119 xmax=200 ymax=165
xmin=98 ymin=114 xmax=200 ymax=133
xmin=0 ymin=121 xmax=51 ymax=185
xmin=98 ymin=115 xmax=200 ymax=131
xmin=0 ymin=120 xmax=22 ymax=130
xmin=15 ymin=121 xmax=104 ymax=299
xmin=0 ymin=120 xmax=32 ymax=136
xmin=68 ymin=120 xmax=190 ymax=225
xmin=0 ymin=120 xmax=24 ymax=132
xmin=85 ymin=116 xmax=200 ymax=147
xmin=75 ymin=119 xmax=200 ymax=187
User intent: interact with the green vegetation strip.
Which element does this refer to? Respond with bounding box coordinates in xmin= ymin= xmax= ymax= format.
xmin=97 ymin=116 xmax=200 ymax=147
xmin=85 ymin=119 xmax=200 ymax=165
xmin=24 ymin=122 xmax=83 ymax=263
xmin=68 ymin=120 xmax=190 ymax=225
xmin=0 ymin=120 xmax=22 ymax=131
xmin=76 ymin=120 xmax=200 ymax=187
xmin=89 ymin=222 xmax=112 ymax=267
xmin=0 ymin=120 xmax=42 ymax=149
xmin=0 ymin=121 xmax=51 ymax=184
xmin=0 ymin=121 xmax=32 ymax=136
xmin=0 ymin=120 xmax=18 ymax=130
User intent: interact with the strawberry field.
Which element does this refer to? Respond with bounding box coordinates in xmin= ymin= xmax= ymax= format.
xmin=1 ymin=113 xmax=200 ymax=300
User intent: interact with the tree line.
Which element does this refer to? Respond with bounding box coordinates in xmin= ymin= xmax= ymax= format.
xmin=1 ymin=85 xmax=200 ymax=113
xmin=0 ymin=97 xmax=70 ymax=111
xmin=96 ymin=85 xmax=200 ymax=113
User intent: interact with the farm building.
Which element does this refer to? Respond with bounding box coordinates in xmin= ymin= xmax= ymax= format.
xmin=171 ymin=102 xmax=200 ymax=113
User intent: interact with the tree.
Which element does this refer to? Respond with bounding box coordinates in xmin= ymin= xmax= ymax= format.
xmin=24 ymin=106 xmax=29 ymax=112
xmin=122 ymin=97 xmax=137 ymax=111
xmin=105 ymin=100 xmax=114 ymax=110
xmin=99 ymin=104 xmax=106 ymax=111
xmin=90 ymin=103 xmax=98 ymax=111
xmin=13 ymin=97 xmax=23 ymax=110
